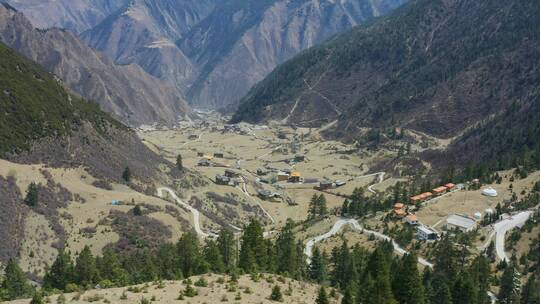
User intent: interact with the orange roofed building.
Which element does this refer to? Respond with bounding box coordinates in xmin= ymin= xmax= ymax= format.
xmin=432 ymin=186 xmax=448 ymax=195
xmin=404 ymin=214 xmax=419 ymax=225
xmin=288 ymin=172 xmax=302 ymax=183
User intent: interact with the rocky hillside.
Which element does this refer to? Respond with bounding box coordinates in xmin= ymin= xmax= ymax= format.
xmin=78 ymin=0 xmax=405 ymax=109
xmin=0 ymin=4 xmax=190 ymax=127
xmin=3 ymin=0 xmax=130 ymax=33
xmin=232 ymin=0 xmax=540 ymax=140
xmin=80 ymin=0 xmax=218 ymax=94
xmin=0 ymin=40 xmax=175 ymax=186
xmin=182 ymin=0 xmax=407 ymax=108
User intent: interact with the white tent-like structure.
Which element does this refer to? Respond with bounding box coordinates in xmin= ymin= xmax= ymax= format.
xmin=482 ymin=187 xmax=498 ymax=197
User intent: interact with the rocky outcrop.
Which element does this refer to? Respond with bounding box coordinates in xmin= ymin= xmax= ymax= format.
xmin=0 ymin=4 xmax=190 ymax=126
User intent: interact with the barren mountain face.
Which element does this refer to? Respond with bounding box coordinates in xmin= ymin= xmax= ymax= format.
xmin=79 ymin=0 xmax=405 ymax=109
xmin=0 ymin=4 xmax=190 ymax=126
xmin=4 ymin=0 xmax=130 ymax=33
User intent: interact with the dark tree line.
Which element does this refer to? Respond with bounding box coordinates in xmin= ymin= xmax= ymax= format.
xmin=2 ymin=218 xmax=540 ymax=303
xmin=307 ymin=236 xmax=494 ymax=304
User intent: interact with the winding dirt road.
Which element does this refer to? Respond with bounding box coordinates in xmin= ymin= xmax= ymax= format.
xmin=157 ymin=187 xmax=217 ymax=238
xmin=493 ymin=211 xmax=533 ymax=261
xmin=304 ymin=218 xmax=433 ymax=268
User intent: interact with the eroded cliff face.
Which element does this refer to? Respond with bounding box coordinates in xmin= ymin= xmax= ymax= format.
xmin=81 ymin=0 xmax=405 ymax=109
xmin=188 ymin=0 xmax=407 ymax=109
xmin=4 ymin=0 xmax=130 ymax=33
xmin=0 ymin=4 xmax=190 ymax=126
xmin=6 ymin=0 xmax=405 ymax=111
xmin=80 ymin=0 xmax=217 ymax=94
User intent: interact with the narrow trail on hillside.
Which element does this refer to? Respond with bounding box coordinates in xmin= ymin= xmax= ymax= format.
xmin=238 ymin=177 xmax=276 ymax=225
xmin=157 ymin=187 xmax=217 ymax=238
xmin=365 ymin=172 xmax=385 ymax=193
xmin=303 ymin=78 xmax=342 ymax=116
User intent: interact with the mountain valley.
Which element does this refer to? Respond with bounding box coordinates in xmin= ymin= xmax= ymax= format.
xmin=0 ymin=0 xmax=539 ymax=303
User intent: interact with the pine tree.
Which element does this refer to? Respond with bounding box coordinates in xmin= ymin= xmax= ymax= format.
xmin=499 ymin=265 xmax=521 ymax=304
xmin=75 ymin=246 xmax=98 ymax=288
xmin=122 ymin=167 xmax=131 ymax=182
xmin=239 ymin=220 xmax=266 ymax=273
xmin=1 ymin=259 xmax=31 ymax=300
xmin=217 ymin=229 xmax=236 ymax=272
xmin=97 ymin=250 xmax=129 ymax=286
xmin=433 ymin=235 xmax=459 ymax=282
xmin=308 ymin=194 xmax=320 ymax=220
xmin=486 ymin=241 xmax=496 ymax=262
xmin=204 ymin=239 xmax=225 ymax=273
xmin=469 ymin=255 xmax=491 ymax=304
xmin=452 ymin=272 xmax=478 ymax=304
xmin=432 ymin=281 xmax=453 ymax=304
xmin=276 ymin=220 xmax=300 ymax=278
xmin=341 ymin=199 xmax=349 ymax=216
xmin=24 ymin=182 xmax=39 ymax=207
xmin=393 ymin=253 xmax=425 ymax=304
xmin=270 ymin=285 xmax=283 ymax=301
xmin=133 ymin=205 xmax=143 ymax=216
xmin=341 ymin=287 xmax=354 ymax=304
xmin=521 ymin=277 xmax=540 ymax=304
xmin=156 ymin=243 xmax=182 ymax=280
xmin=29 ymin=292 xmax=43 ymax=304
xmin=43 ymin=249 xmax=74 ymax=291
xmin=316 ymin=287 xmax=329 ymax=304
xmin=309 ymin=247 xmax=327 ymax=283
xmin=318 ymin=195 xmax=328 ymax=217
xmin=177 ymin=231 xmax=204 ymax=277
xmin=176 ymin=154 xmax=183 ymax=171
xmin=366 ymin=246 xmax=395 ymax=304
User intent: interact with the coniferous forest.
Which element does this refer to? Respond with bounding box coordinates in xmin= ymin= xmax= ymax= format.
xmin=3 ymin=215 xmax=540 ymax=303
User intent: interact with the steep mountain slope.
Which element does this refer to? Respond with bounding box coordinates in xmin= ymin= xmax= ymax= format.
xmin=81 ymin=0 xmax=405 ymax=109
xmin=81 ymin=0 xmax=218 ymax=93
xmin=0 ymin=4 xmax=190 ymax=126
xmin=439 ymin=97 xmax=540 ymax=173
xmin=0 ymin=41 xmax=174 ymax=185
xmin=232 ymin=0 xmax=540 ymax=140
xmin=3 ymin=0 xmax=130 ymax=33
xmin=183 ymin=0 xmax=407 ymax=108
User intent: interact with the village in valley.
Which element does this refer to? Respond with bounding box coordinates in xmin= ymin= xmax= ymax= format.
xmin=138 ymin=110 xmax=540 ymax=270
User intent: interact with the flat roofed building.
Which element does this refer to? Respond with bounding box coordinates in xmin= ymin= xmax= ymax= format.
xmin=225 ymin=169 xmax=241 ymax=178
xmin=446 ymin=214 xmax=477 ymax=232
xmin=215 ymin=175 xmax=230 ymax=185
xmin=417 ymin=226 xmax=438 ymax=240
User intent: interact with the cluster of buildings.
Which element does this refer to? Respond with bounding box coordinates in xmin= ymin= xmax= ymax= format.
xmin=316 ymin=179 xmax=346 ymax=190
xmin=197 ymin=151 xmax=227 ymax=166
xmin=215 ymin=169 xmax=243 ymax=187
xmin=410 ymin=183 xmax=456 ymax=204
xmin=257 ymin=168 xmax=304 ymax=184
xmin=393 ymin=203 xmax=480 ymax=241
xmin=257 ymin=189 xmax=282 ymax=200
xmin=394 ymin=204 xmax=438 ymax=241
